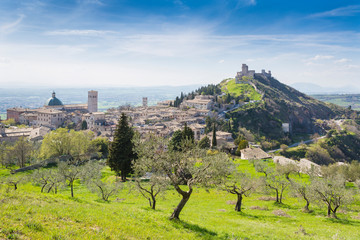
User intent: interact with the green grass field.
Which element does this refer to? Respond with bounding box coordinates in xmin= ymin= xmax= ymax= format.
xmin=221 ymin=79 xmax=262 ymax=101
xmin=1 ymin=160 xmax=360 ymax=240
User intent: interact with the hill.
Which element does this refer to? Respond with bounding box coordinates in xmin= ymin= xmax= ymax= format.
xmin=221 ymin=75 xmax=353 ymax=143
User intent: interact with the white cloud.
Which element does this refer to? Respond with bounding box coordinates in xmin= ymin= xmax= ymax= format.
xmin=309 ymin=5 xmax=360 ymax=18
xmin=45 ymin=29 xmax=114 ymax=37
xmin=0 ymin=14 xmax=25 ymax=34
xmin=310 ymin=55 xmax=334 ymax=61
xmin=334 ymin=58 xmax=351 ymax=63
xmin=1 ymin=30 xmax=360 ymax=88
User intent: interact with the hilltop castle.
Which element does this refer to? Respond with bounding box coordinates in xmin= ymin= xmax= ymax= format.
xmin=235 ymin=64 xmax=272 ymax=83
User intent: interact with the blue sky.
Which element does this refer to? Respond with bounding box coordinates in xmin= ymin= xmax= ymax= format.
xmin=0 ymin=0 xmax=359 ymax=88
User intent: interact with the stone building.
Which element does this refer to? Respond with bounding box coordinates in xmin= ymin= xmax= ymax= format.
xmin=88 ymin=90 xmax=98 ymax=113
xmin=6 ymin=108 xmax=38 ymax=123
xmin=181 ymin=95 xmax=214 ymax=110
xmin=36 ymin=108 xmax=65 ymax=128
xmin=82 ymin=112 xmax=106 ymax=131
xmin=7 ymin=90 xmax=99 ymax=128
xmin=142 ymin=97 xmax=148 ymax=107
xmin=235 ymin=64 xmax=272 ymax=83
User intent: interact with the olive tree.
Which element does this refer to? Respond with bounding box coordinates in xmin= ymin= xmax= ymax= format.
xmin=311 ymin=174 xmax=353 ymax=218
xmin=224 ymin=171 xmax=257 ymax=212
xmin=134 ymin=176 xmax=169 ymax=210
xmin=32 ymin=168 xmax=63 ymax=193
xmin=134 ymin=135 xmax=232 ymax=220
xmin=58 ymin=161 xmax=84 ymax=197
xmin=290 ymin=179 xmax=315 ymax=212
xmin=82 ymin=161 xmax=121 ymax=201
xmin=254 ymin=160 xmax=289 ymax=203
xmin=2 ymin=174 xmax=24 ymax=190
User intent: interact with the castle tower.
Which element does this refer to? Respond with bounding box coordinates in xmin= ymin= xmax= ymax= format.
xmin=242 ymin=64 xmax=248 ymax=75
xmin=142 ymin=97 xmax=148 ymax=107
xmin=88 ymin=90 xmax=98 ymax=113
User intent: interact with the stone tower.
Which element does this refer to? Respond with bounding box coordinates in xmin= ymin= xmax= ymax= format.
xmin=88 ymin=90 xmax=98 ymax=113
xmin=242 ymin=64 xmax=249 ymax=75
xmin=142 ymin=97 xmax=148 ymax=107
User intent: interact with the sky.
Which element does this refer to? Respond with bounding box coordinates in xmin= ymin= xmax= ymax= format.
xmin=0 ymin=0 xmax=359 ymax=89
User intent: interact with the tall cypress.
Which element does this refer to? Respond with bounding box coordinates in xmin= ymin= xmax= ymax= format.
xmin=212 ymin=123 xmax=217 ymax=148
xmin=108 ymin=113 xmax=136 ymax=181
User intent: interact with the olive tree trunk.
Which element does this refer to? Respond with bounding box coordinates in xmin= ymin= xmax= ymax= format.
xmin=170 ymin=186 xmax=193 ymax=220
xmin=235 ymin=194 xmax=243 ymax=212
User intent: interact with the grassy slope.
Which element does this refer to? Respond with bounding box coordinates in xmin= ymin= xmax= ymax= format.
xmin=220 ymin=79 xmax=262 ymax=101
xmin=1 ymin=162 xmax=360 ymax=240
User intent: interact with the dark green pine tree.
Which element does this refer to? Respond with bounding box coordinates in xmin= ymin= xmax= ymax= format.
xmin=81 ymin=120 xmax=87 ymax=130
xmin=212 ymin=123 xmax=217 ymax=148
xmin=182 ymin=123 xmax=194 ymax=142
xmin=169 ymin=130 xmax=183 ymax=151
xmin=108 ymin=113 xmax=136 ymax=181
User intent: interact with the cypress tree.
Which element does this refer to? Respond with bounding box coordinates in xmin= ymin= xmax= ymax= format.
xmin=108 ymin=113 xmax=136 ymax=181
xmin=81 ymin=120 xmax=87 ymax=130
xmin=182 ymin=123 xmax=194 ymax=142
xmin=169 ymin=130 xmax=183 ymax=151
xmin=212 ymin=123 xmax=217 ymax=148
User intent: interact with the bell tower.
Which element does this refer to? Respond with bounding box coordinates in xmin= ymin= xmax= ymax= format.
xmin=88 ymin=90 xmax=98 ymax=113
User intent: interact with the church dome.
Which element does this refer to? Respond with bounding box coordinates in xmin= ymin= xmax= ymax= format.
xmin=45 ymin=91 xmax=63 ymax=106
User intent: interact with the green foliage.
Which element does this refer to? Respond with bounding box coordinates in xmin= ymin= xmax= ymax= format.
xmin=2 ymin=137 xmax=34 ymax=168
xmin=198 ymin=136 xmax=210 ymax=149
xmin=82 ymin=161 xmax=122 ymax=202
xmin=107 ymin=113 xmax=136 ymax=181
xmin=212 ymin=123 xmax=217 ymax=148
xmin=91 ymin=137 xmax=109 ymax=158
xmin=235 ymin=139 xmax=248 ymax=155
xmin=311 ymin=173 xmax=353 ymax=218
xmin=182 ymin=123 xmax=194 ymax=141
xmin=40 ymin=128 xmax=99 ymax=161
xmin=195 ymin=84 xmax=221 ymax=96
xmin=1 ymin=118 xmax=16 ymax=126
xmin=169 ymin=130 xmax=183 ymax=151
xmin=305 ymin=145 xmax=334 ymax=165
xmin=134 ymin=135 xmax=232 ymax=219
xmin=281 ymin=144 xmax=307 ymax=160
xmin=204 ymin=116 xmax=231 ymax=134
xmin=169 ymin=124 xmax=194 ymax=151
xmin=224 ymin=170 xmax=257 ymax=212
xmin=173 ymin=84 xmax=221 ymax=107
xmin=58 ymin=161 xmax=84 ymax=197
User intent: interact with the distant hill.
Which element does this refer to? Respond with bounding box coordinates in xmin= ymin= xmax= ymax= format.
xmin=222 ymin=75 xmax=353 ymax=141
xmin=290 ymin=82 xmax=360 ymax=94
